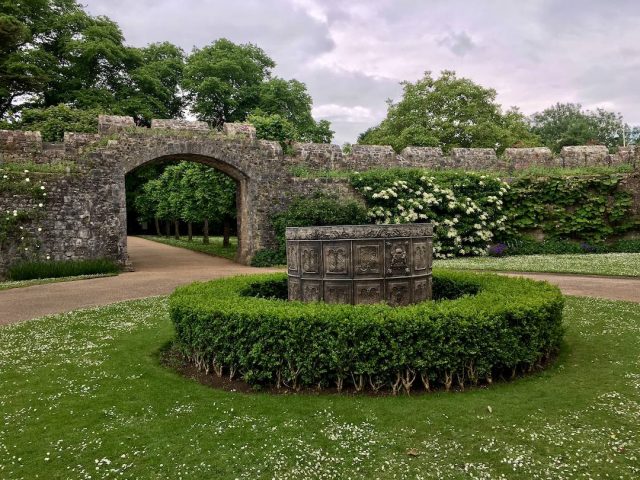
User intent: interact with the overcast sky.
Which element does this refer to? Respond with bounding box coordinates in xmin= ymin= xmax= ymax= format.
xmin=83 ymin=0 xmax=640 ymax=145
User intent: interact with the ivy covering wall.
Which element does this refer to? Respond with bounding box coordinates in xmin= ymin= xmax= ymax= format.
xmin=349 ymin=169 xmax=638 ymax=258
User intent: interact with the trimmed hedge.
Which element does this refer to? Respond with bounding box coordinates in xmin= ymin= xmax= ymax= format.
xmin=169 ymin=271 xmax=564 ymax=394
xmin=7 ymin=258 xmax=120 ymax=280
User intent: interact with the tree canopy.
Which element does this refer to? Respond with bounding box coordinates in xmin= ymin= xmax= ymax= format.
xmin=358 ymin=70 xmax=539 ymax=153
xmin=530 ymin=103 xmax=633 ymax=153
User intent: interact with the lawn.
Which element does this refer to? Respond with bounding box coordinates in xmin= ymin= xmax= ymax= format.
xmin=1 ymin=293 xmax=639 ymax=478
xmin=139 ymin=235 xmax=238 ymax=260
xmin=0 ymin=273 xmax=117 ymax=292
xmin=435 ymin=252 xmax=640 ymax=277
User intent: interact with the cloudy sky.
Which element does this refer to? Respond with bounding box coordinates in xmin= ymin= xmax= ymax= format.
xmin=84 ymin=0 xmax=640 ymax=145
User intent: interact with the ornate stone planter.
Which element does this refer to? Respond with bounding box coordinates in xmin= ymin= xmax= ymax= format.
xmin=286 ymin=224 xmax=433 ymax=306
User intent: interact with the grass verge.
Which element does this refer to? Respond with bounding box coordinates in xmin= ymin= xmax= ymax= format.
xmin=0 ymin=293 xmax=639 ymax=478
xmin=139 ymin=235 xmax=237 ymax=260
xmin=435 ymin=252 xmax=640 ymax=277
xmin=0 ymin=273 xmax=116 ymax=292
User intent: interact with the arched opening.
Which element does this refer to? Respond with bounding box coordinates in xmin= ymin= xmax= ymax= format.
xmin=124 ymin=153 xmax=249 ymax=264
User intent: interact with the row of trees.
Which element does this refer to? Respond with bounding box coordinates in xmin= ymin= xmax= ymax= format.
xmin=1 ymin=0 xmax=332 ymax=143
xmin=135 ymin=163 xmax=236 ymax=246
xmin=358 ymin=71 xmax=638 ymax=154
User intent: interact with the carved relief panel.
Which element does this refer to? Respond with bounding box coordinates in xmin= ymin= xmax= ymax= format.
xmin=324 ymin=281 xmax=352 ymax=304
xmin=413 ymin=277 xmax=429 ymax=303
xmin=287 ymin=241 xmax=299 ymax=274
xmin=288 ymin=277 xmax=301 ymax=301
xmin=301 ymin=280 xmax=322 ymax=302
xmin=323 ymin=242 xmax=351 ymax=277
xmin=300 ymin=242 xmax=322 ymax=278
xmin=412 ymin=241 xmax=429 ymax=272
xmin=386 ymin=280 xmax=411 ymax=307
xmin=385 ymin=240 xmax=411 ymax=277
xmin=354 ymin=280 xmax=383 ymax=304
xmin=353 ymin=241 xmax=383 ymax=277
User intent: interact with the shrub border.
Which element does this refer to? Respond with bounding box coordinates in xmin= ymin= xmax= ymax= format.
xmin=169 ymin=270 xmax=564 ymax=394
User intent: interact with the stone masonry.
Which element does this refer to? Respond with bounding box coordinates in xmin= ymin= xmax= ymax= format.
xmin=0 ymin=115 xmax=639 ymax=276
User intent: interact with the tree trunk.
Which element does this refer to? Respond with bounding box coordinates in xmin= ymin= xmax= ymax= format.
xmin=187 ymin=222 xmax=193 ymax=241
xmin=165 ymin=220 xmax=171 ymax=237
xmin=203 ymin=219 xmax=210 ymax=244
xmin=174 ymin=219 xmax=180 ymax=240
xmin=154 ymin=218 xmax=161 ymax=236
xmin=223 ymin=218 xmax=231 ymax=247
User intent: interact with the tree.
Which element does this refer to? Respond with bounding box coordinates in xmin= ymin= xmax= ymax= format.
xmin=358 ymin=70 xmax=539 ymax=153
xmin=182 ymin=38 xmax=332 ymax=142
xmin=6 ymin=104 xmax=102 ymax=141
xmin=178 ymin=163 xmax=236 ymax=246
xmin=531 ymin=103 xmax=630 ymax=153
xmin=182 ymin=38 xmax=275 ymax=127
xmin=134 ymin=179 xmax=163 ymax=236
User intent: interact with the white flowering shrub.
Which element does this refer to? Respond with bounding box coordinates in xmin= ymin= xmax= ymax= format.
xmin=0 ymin=167 xmax=48 ymax=257
xmin=351 ymin=170 xmax=510 ymax=258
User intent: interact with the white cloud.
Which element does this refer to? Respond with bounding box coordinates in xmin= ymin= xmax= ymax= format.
xmin=83 ymin=0 xmax=640 ymax=144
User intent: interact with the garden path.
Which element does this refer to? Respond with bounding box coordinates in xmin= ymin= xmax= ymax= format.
xmin=0 ymin=237 xmax=638 ymax=326
xmin=0 ymin=236 xmax=280 ymax=325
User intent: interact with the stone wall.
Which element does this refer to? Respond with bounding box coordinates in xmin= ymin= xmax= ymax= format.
xmin=1 ymin=114 xmax=639 ymax=277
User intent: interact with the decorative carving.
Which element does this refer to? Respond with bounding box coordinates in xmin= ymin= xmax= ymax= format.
xmin=355 ymin=281 xmax=383 ymax=304
xmin=325 ymin=245 xmax=348 ymax=274
xmin=355 ymin=244 xmax=381 ymax=275
xmin=386 ymin=241 xmax=410 ymax=275
xmin=302 ymin=281 xmax=321 ymax=302
xmin=287 ymin=242 xmax=299 ymax=272
xmin=286 ymin=223 xmax=433 ymax=241
xmin=287 ymin=224 xmax=432 ymax=305
xmin=288 ymin=279 xmax=301 ymax=300
xmin=301 ymin=247 xmax=319 ymax=273
xmin=413 ymin=278 xmax=428 ymax=303
xmin=387 ymin=282 xmax=410 ymax=307
xmin=324 ymin=282 xmax=351 ymax=304
xmin=413 ymin=242 xmax=428 ymax=271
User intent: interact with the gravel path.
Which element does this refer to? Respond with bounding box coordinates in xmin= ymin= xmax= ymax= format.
xmin=0 ymin=237 xmax=638 ymax=326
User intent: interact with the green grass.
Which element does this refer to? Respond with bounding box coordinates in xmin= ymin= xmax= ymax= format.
xmin=7 ymin=258 xmax=120 ymax=281
xmin=1 ymin=292 xmax=639 ymax=478
xmin=435 ymin=252 xmax=640 ymax=277
xmin=140 ymin=235 xmax=238 ymax=260
xmin=0 ymin=273 xmax=117 ymax=291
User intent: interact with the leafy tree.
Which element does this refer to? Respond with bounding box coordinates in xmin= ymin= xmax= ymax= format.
xmin=531 ymin=103 xmax=630 ymax=153
xmin=182 ymin=38 xmax=332 ymax=142
xmin=134 ymin=178 xmax=163 ymax=236
xmin=5 ymin=104 xmax=101 ymax=141
xmin=182 ymin=38 xmax=274 ymax=127
xmin=178 ymin=163 xmax=236 ymax=245
xmin=358 ymin=70 xmax=539 ymax=153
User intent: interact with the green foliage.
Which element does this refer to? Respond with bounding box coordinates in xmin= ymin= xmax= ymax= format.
xmin=531 ymin=103 xmax=631 ymax=153
xmin=252 ymin=194 xmax=369 ymax=266
xmin=351 ymin=170 xmax=509 ymax=258
xmin=0 ymin=1 xmax=184 ymax=124
xmin=170 ymin=271 xmax=564 ymax=393
xmin=503 ymin=174 xmax=638 ymax=243
xmin=350 ymin=169 xmax=639 ymax=254
xmin=358 ymin=70 xmax=539 ymax=153
xmin=182 ymin=39 xmax=274 ymax=127
xmin=494 ymin=237 xmax=640 ymax=256
xmin=6 ymin=105 xmax=101 ymax=141
xmin=7 ymin=258 xmax=119 ymax=280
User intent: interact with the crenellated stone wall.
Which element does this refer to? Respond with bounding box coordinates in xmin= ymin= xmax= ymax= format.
xmin=1 ymin=114 xmax=638 ymax=276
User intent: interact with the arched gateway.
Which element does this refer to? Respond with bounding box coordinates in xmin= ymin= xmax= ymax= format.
xmin=2 ymin=114 xmax=550 ymax=276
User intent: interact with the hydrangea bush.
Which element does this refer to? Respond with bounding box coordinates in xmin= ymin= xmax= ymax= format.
xmin=351 ymin=170 xmax=509 ymax=258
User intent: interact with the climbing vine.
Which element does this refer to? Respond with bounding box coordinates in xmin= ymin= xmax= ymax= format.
xmin=350 ymin=169 xmax=639 ymax=256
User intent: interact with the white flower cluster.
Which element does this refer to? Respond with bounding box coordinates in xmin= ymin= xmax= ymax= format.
xmin=358 ymin=173 xmax=510 ymax=258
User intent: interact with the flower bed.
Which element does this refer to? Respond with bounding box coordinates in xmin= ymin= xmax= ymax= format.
xmin=169 ymin=271 xmax=564 ymax=394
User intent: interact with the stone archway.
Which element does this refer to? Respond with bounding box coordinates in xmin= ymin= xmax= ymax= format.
xmin=124 ymin=153 xmax=250 ymax=264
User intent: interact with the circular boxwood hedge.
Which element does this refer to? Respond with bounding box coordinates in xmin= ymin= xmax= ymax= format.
xmin=169 ymin=270 xmax=564 ymax=394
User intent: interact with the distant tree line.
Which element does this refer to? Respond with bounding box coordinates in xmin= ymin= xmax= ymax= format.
xmin=358 ymin=71 xmax=639 ymax=154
